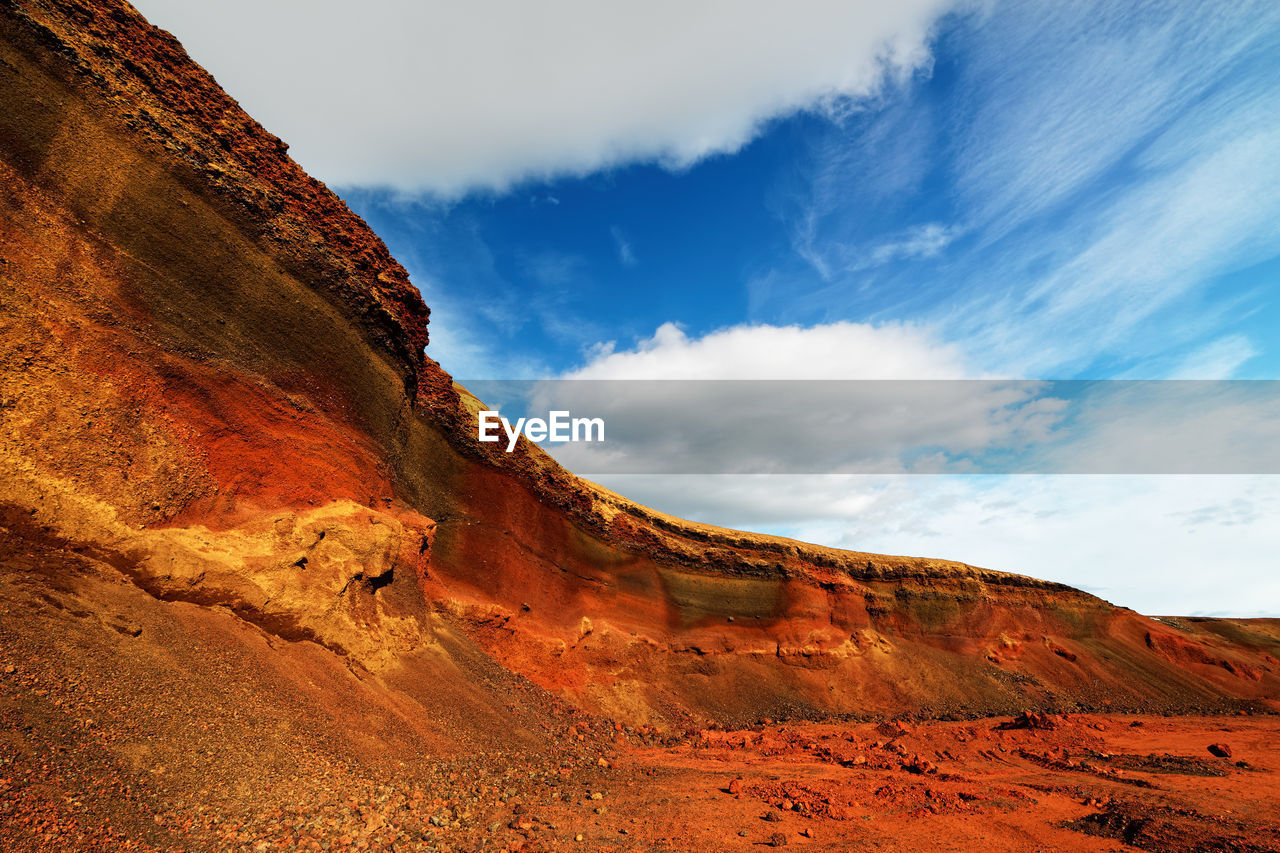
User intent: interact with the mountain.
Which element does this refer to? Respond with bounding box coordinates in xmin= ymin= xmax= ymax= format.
xmin=1 ymin=2 xmax=1276 ymax=850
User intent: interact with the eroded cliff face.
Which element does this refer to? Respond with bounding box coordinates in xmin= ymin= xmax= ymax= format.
xmin=1 ymin=0 xmax=1276 ymax=731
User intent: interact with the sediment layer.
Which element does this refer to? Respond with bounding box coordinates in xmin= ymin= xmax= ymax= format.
xmin=1 ymin=0 xmax=1277 ymax=731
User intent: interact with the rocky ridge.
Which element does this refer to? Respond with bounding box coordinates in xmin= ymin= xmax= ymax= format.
xmin=1 ymin=0 xmax=1277 ymax=734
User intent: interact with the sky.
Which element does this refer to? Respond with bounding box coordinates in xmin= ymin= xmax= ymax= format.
xmin=133 ymin=0 xmax=1280 ymax=616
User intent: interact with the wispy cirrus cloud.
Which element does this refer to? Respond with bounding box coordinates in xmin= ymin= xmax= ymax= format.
xmin=610 ymin=226 xmax=637 ymax=267
xmin=950 ymin=110 xmax=1280 ymax=376
xmin=519 ymin=249 xmax=587 ymax=288
xmin=773 ymin=0 xmax=1280 ymax=379
xmin=1167 ymin=335 xmax=1259 ymax=380
xmin=948 ymin=0 xmax=1280 ymax=242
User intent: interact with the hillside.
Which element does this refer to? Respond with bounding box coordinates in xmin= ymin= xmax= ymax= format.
xmin=1 ymin=1 xmax=1277 ymax=850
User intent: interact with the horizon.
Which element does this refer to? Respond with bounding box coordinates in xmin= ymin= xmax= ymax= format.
xmin=131 ymin=0 xmax=1280 ymax=617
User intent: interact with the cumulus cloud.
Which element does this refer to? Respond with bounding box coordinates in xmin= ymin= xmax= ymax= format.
xmin=492 ymin=321 xmax=1063 ymax=474
xmin=563 ymin=320 xmax=971 ymax=379
xmin=132 ymin=0 xmax=954 ymax=195
xmin=483 ymin=321 xmax=1280 ymax=476
xmin=533 ymin=378 xmax=1066 ymax=475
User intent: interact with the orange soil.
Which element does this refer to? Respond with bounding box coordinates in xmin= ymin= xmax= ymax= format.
xmin=1 ymin=1 xmax=1278 ymax=850
xmin=3 ymin=0 xmax=1277 ymax=728
xmin=2 ymin=521 xmax=1277 ymax=852
xmin=580 ymin=713 xmax=1280 ymax=852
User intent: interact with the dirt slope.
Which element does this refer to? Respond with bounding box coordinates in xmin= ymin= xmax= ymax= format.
xmin=1 ymin=0 xmax=1277 ymax=740
xmin=2 ymin=1 xmax=1279 ymax=850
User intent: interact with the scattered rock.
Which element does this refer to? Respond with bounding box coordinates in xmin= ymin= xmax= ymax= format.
xmin=769 ymin=831 xmax=788 ymax=846
xmin=904 ymin=754 xmax=938 ymax=775
xmin=877 ymin=720 xmax=913 ymax=737
xmin=1208 ymin=743 xmax=1232 ymax=758
xmin=997 ymin=711 xmax=1059 ymax=731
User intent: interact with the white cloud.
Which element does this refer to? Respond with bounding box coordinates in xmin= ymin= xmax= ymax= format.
xmin=519 ymin=250 xmax=586 ymax=287
xmin=982 ymin=118 xmax=1280 ymax=375
xmin=538 ymin=321 xmax=1071 ymax=475
xmin=866 ymin=223 xmax=962 ymax=266
xmin=563 ymin=320 xmax=971 ymax=379
xmin=536 ymin=320 xmax=1278 ymax=616
xmin=1035 ymin=382 xmax=1280 ymax=475
xmin=538 ymin=377 xmax=1068 ymax=476
xmin=949 ymin=0 xmax=1280 ymax=242
xmin=594 ymin=473 xmax=1280 ymax=616
xmin=776 ymin=0 xmax=1280 ymax=378
xmin=794 ymin=221 xmax=965 ymax=281
xmin=945 ymin=3 xmax=1280 ymax=376
xmin=1167 ymin=334 xmax=1258 ymax=380
xmin=538 ymin=322 xmax=1279 ymax=476
xmin=132 ymin=0 xmax=955 ymax=195
xmin=610 ymin=226 xmax=637 ymax=267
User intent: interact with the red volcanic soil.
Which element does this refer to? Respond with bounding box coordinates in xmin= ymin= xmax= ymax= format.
xmin=1 ymin=515 xmax=1277 ymax=852
xmin=1 ymin=1 xmax=1279 ymax=851
xmin=2 ymin=532 xmax=1278 ymax=853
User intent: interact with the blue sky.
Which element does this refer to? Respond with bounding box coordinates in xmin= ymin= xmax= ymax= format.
xmin=336 ymin=0 xmax=1280 ymax=383
xmin=342 ymin=139 xmax=795 ymax=377
xmin=134 ymin=0 xmax=1280 ymax=614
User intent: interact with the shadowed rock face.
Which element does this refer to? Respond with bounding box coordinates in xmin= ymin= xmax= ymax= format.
xmin=1 ymin=0 xmax=1277 ymax=730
